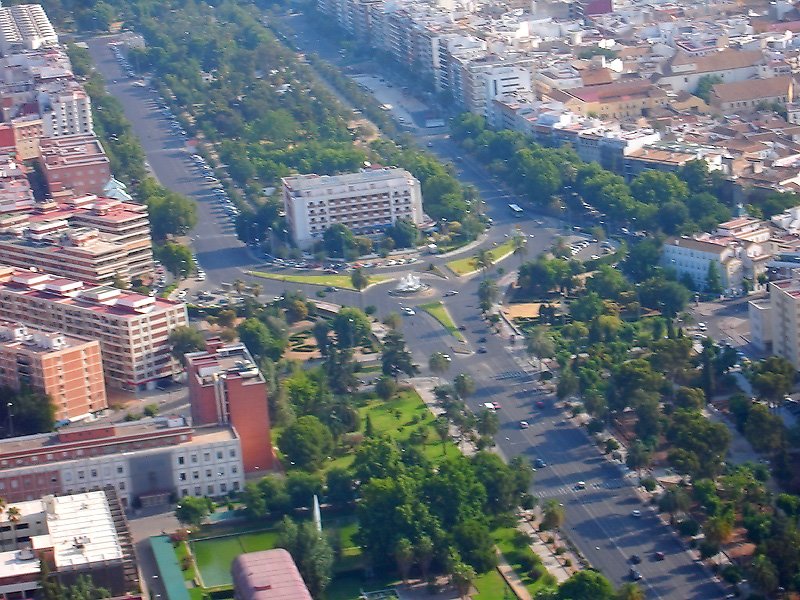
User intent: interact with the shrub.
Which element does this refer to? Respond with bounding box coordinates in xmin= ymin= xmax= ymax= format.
xmin=586 ymin=419 xmax=604 ymax=434
xmin=677 ymin=519 xmax=700 ymax=537
xmin=513 ymin=530 xmax=533 ymax=548
xmin=529 ymin=563 xmax=547 ymax=581
xmin=518 ymin=553 xmax=536 ymax=572
xmin=721 ymin=564 xmax=742 ymax=584
xmin=546 ymin=536 xmax=555 ymax=545
xmin=563 ymin=558 xmax=572 ymax=567
xmin=554 ymin=546 xmax=566 ymax=555
xmin=520 ymin=493 xmax=536 ymax=510
xmin=699 ymin=540 xmax=720 ymax=559
xmin=641 ymin=477 xmax=657 ymax=492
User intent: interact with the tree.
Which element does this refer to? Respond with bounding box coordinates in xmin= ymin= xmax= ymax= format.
xmin=416 ymin=536 xmax=434 ymax=581
xmin=154 ymin=241 xmax=194 ymax=278
xmin=383 ymin=312 xmax=402 ymax=330
xmin=277 ymin=516 xmax=333 ymax=598
xmin=626 ymin=441 xmax=652 ymax=473
xmin=453 ymin=373 xmax=476 ymax=400
xmin=434 ymin=417 xmax=450 ymax=453
xmin=750 ymin=554 xmax=779 ymax=596
xmin=332 ymin=308 xmax=372 ymax=348
xmin=326 ymin=468 xmax=356 ymax=506
xmin=748 ymin=356 xmax=796 ymax=402
xmin=394 ymin=537 xmax=415 ymax=584
xmin=242 ymin=482 xmax=267 ymax=518
xmin=429 ymin=352 xmax=451 ymax=375
xmin=324 ymin=346 xmax=358 ymax=395
xmin=351 ymin=267 xmax=370 ymax=292
xmin=286 ymin=471 xmax=324 ymax=508
xmin=478 ymin=278 xmax=500 ymax=306
xmin=387 ymin=219 xmax=419 ymax=248
xmin=453 ymin=519 xmax=497 ymax=573
xmin=175 ymin=496 xmax=213 ymax=527
xmin=526 ymin=326 xmax=556 ymax=368
xmin=694 ymin=74 xmax=723 ymax=102
xmin=616 ymin=583 xmax=645 ymax=600
xmin=168 ymin=326 xmax=205 ymax=363
xmin=312 ymin=320 xmax=332 ymax=356
xmin=450 ymin=561 xmax=476 ymax=599
xmin=557 ymin=571 xmax=615 ymax=600
xmin=375 ymin=375 xmax=398 ymax=400
xmin=278 ymin=416 xmax=334 ymax=470
xmin=512 ymin=232 xmax=528 ymax=265
xmin=238 ymin=318 xmax=284 ymax=361
xmin=476 ymin=408 xmax=499 ymax=437
xmin=706 ymin=262 xmax=722 ymax=295
xmin=382 ymin=330 xmax=419 ymax=379
xmin=744 ymin=404 xmax=786 ymax=454
xmin=147 ymin=190 xmax=197 ymax=240
xmin=323 ymin=223 xmax=356 ymax=258
xmin=541 ymin=499 xmax=565 ymax=530
xmin=659 ymin=487 xmax=691 ymax=520
xmin=1 ymin=387 xmax=55 ymax=436
xmin=472 ymin=248 xmax=494 ymax=277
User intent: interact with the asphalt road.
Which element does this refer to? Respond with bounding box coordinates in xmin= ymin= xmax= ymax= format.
xmin=87 ymin=28 xmax=726 ymax=599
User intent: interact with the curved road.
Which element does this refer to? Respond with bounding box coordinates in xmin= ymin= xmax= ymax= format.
xmin=85 ymin=35 xmax=725 ymax=599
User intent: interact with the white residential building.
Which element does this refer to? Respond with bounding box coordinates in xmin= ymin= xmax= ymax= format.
xmin=0 ymin=4 xmax=58 ymax=55
xmin=661 ymin=236 xmax=744 ymax=293
xmin=38 ymin=84 xmax=93 ymax=138
xmin=763 ymin=279 xmax=800 ymax=367
xmin=283 ymin=168 xmax=424 ymax=248
xmin=748 ymin=297 xmax=773 ymax=352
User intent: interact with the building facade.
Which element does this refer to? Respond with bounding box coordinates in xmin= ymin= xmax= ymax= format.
xmin=661 ymin=236 xmax=743 ymax=293
xmin=0 ymin=320 xmax=106 ymax=422
xmin=0 ymin=418 xmax=245 ymax=506
xmin=0 ymin=5 xmax=58 ymax=54
xmin=282 ymin=168 xmax=424 ymax=248
xmin=186 ymin=340 xmax=273 ymax=473
xmin=0 ymin=267 xmax=187 ymax=391
xmin=763 ymin=279 xmax=800 ymax=368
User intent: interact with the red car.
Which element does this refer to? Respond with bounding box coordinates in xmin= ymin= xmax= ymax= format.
xmin=491 ymin=401 xmax=501 ymax=410
xmin=535 ymin=400 xmax=546 ymax=409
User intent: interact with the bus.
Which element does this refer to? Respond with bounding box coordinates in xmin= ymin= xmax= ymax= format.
xmin=509 ymin=203 xmax=523 ymax=218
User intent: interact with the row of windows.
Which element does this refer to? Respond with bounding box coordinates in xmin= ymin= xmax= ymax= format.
xmin=177 ymin=465 xmax=238 ymax=481
xmin=180 ymin=481 xmax=240 ymax=497
xmin=177 ymin=448 xmax=237 ymax=465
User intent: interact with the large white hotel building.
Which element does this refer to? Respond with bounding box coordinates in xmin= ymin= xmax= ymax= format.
xmin=282 ymin=167 xmax=424 ymax=248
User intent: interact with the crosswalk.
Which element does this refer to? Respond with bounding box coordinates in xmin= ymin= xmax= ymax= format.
xmin=534 ymin=478 xmax=626 ymax=498
xmin=494 ymin=370 xmax=535 ymax=381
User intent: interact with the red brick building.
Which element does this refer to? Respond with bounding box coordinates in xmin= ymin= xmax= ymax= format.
xmin=185 ymin=339 xmax=274 ymax=473
xmin=38 ymin=133 xmax=110 ymax=196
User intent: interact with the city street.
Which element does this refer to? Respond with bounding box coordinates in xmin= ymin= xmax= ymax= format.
xmin=87 ymin=26 xmax=726 ymax=598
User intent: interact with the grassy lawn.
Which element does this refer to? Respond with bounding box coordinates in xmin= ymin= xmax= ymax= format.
xmin=473 ymin=569 xmax=516 ymax=599
xmin=419 ymin=301 xmax=465 ymax=342
xmin=493 ymin=526 xmax=557 ymax=596
xmin=191 ymin=536 xmax=244 ymax=588
xmin=446 ymin=239 xmax=517 ymax=276
xmin=175 ymin=541 xmax=197 ymax=581
xmin=248 ymin=271 xmax=389 ymax=290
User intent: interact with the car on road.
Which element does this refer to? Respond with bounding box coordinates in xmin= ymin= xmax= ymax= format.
xmin=444 ymin=290 xmax=459 ymax=297
xmin=630 ymin=554 xmax=641 ymax=564
xmin=631 ymin=509 xmax=642 ymax=517
xmin=576 ymin=481 xmax=586 ymax=489
xmin=519 ymin=420 xmax=530 ymax=429
xmin=533 ymin=458 xmax=547 ymax=468
xmin=401 ymin=306 xmax=415 ymax=315
xmin=535 ymin=400 xmax=546 ymax=409
xmin=491 ymin=401 xmax=501 ymax=410
xmin=654 ymin=551 xmax=665 ymax=561
xmin=477 ymin=337 xmax=487 ymax=343
xmin=629 ymin=568 xmax=642 ymax=581
xmin=477 ymin=346 xmax=487 ymax=353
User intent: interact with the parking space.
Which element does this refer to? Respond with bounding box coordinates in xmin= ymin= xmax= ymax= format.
xmin=351 ymin=74 xmax=435 ymax=129
xmin=563 ymin=234 xmax=613 ymax=260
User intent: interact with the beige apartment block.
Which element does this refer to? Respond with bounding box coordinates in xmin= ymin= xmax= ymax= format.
xmin=0 ymin=320 xmax=106 ymax=421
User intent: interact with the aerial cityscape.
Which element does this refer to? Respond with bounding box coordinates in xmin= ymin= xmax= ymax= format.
xmin=0 ymin=0 xmax=798 ymax=598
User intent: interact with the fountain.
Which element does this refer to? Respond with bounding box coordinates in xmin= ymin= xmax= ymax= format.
xmin=392 ymin=273 xmax=428 ymax=295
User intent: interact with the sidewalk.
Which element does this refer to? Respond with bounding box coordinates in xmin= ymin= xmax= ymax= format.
xmin=518 ymin=516 xmax=579 ymax=584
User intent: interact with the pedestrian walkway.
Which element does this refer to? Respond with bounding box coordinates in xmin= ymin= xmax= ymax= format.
xmin=518 ymin=517 xmax=579 ymax=584
xmin=497 ymin=553 xmax=532 ymax=600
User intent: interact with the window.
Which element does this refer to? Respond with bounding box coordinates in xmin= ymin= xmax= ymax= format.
xmin=179 ymin=473 xmax=186 ymax=481
xmin=78 ymin=471 xmax=84 ymax=480
xmin=205 ymin=470 xmax=212 ymax=478
xmin=220 ymin=483 xmax=227 ymax=493
xmin=119 ymin=482 xmax=125 ymax=491
xmin=203 ymin=452 xmax=210 ymax=462
xmin=117 ymin=466 xmax=124 ymax=474
xmin=191 ymin=454 xmax=198 ymax=464
xmin=192 ymin=471 xmax=199 ymax=480
xmin=181 ymin=489 xmax=189 ymax=497
xmin=194 ymin=486 xmax=201 ymax=495
xmin=229 ymin=449 xmax=236 ymax=458
xmin=207 ymin=485 xmax=214 ymax=495
xmin=90 ymin=469 xmax=97 ymax=478
xmin=216 ymin=451 xmax=223 ymax=460
xmin=177 ymin=456 xmax=185 ymax=465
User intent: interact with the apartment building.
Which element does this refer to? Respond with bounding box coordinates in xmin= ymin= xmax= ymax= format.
xmin=548 ymin=80 xmax=670 ymax=121
xmin=38 ymin=134 xmax=111 ymax=197
xmin=186 ymin=340 xmax=273 ymax=473
xmin=0 ymin=267 xmax=187 ymax=391
xmin=0 ymin=490 xmax=139 ymax=598
xmin=38 ymin=82 xmax=93 ymax=138
xmin=661 ymin=236 xmax=744 ymax=292
xmin=283 ymin=168 xmax=424 ymax=248
xmin=0 ymin=320 xmax=106 ymax=422
xmin=0 ymin=5 xmax=58 ymax=55
xmin=0 ymin=158 xmax=34 ymax=214
xmin=655 ymin=49 xmax=765 ymax=93
xmin=761 ymin=279 xmax=800 ymax=367
xmin=0 ymin=418 xmax=245 ymax=507
xmin=0 ymin=225 xmax=133 ymax=286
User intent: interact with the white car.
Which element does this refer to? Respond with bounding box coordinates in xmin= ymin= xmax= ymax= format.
xmin=401 ymin=306 xmax=415 ymax=315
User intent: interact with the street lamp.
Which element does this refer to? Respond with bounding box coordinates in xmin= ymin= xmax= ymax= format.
xmin=6 ymin=403 xmax=13 ymax=438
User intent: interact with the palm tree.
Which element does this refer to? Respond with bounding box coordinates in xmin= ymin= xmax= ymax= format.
xmin=249 ymin=283 xmax=262 ymax=298
xmin=471 ymin=248 xmax=494 ymax=277
xmin=7 ymin=506 xmax=20 ymax=548
xmin=512 ymin=232 xmax=527 ymax=265
xmin=350 ymin=267 xmax=369 ymax=292
xmin=233 ymin=279 xmax=245 ymax=294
